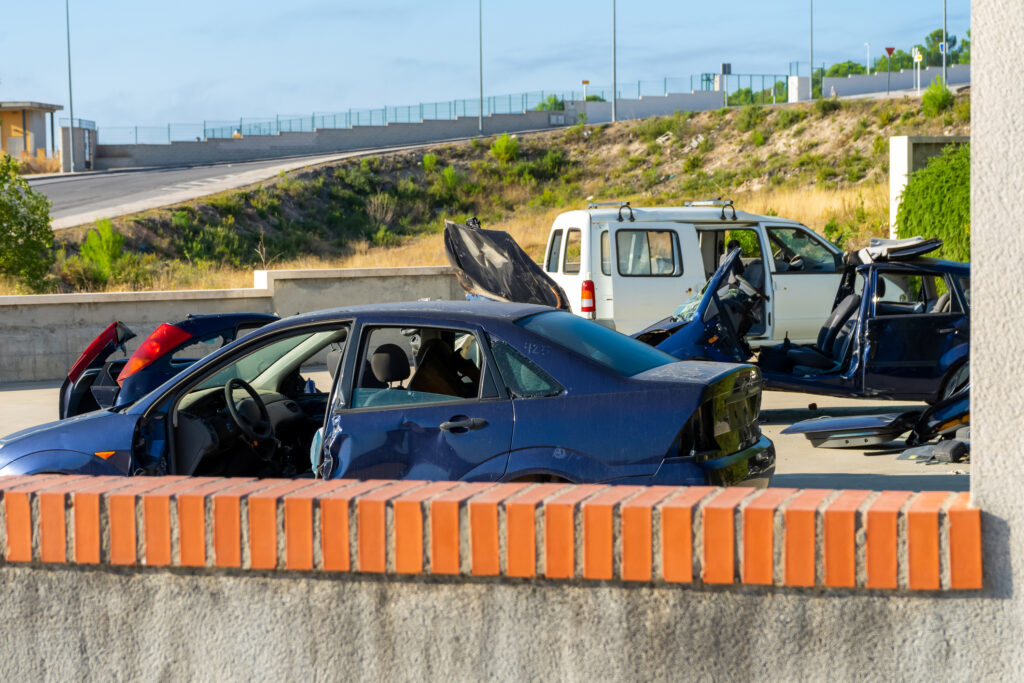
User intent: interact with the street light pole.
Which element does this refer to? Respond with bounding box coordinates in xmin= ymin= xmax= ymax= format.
xmin=942 ymin=0 xmax=947 ymax=85
xmin=478 ymin=0 xmax=483 ymax=135
xmin=809 ymin=0 xmax=814 ymax=100
xmin=65 ymin=0 xmax=75 ymax=173
xmin=865 ymin=42 xmax=871 ymax=75
xmin=612 ymin=0 xmax=617 ymax=122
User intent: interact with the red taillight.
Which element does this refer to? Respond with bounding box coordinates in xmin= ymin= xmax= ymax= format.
xmin=116 ymin=323 xmax=193 ymax=386
xmin=581 ymin=279 xmax=596 ymax=317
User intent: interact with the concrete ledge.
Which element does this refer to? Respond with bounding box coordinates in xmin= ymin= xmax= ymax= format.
xmin=0 ymin=475 xmax=981 ymax=591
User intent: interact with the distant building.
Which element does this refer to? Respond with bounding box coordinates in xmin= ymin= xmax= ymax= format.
xmin=0 ymin=101 xmax=63 ymax=160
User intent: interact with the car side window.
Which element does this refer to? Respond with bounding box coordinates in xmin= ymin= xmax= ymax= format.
xmin=600 ymin=230 xmax=611 ymax=276
xmin=958 ymin=276 xmax=971 ymax=310
xmin=563 ymin=229 xmax=582 ymax=274
xmin=351 ymin=326 xmax=489 ymax=409
xmin=616 ymin=230 xmax=683 ymax=277
xmin=767 ymin=227 xmax=839 ymax=273
xmin=489 ymin=340 xmax=563 ymax=398
xmin=874 ymin=272 xmax=955 ymax=315
xmin=546 ymin=230 xmax=563 ymax=273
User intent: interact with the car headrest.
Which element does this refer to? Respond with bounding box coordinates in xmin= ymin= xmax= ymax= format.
xmin=370 ymin=344 xmax=410 ymax=385
xmin=875 ymin=277 xmax=886 ymax=297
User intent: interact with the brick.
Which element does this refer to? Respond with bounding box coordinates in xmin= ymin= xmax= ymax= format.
xmin=248 ymin=480 xmax=316 ymax=570
xmin=823 ymin=490 xmax=872 ymax=588
xmin=620 ymin=486 xmax=676 ymax=582
xmin=702 ymin=487 xmax=755 ymax=584
xmin=468 ymin=483 xmax=529 ymax=576
xmin=211 ymin=480 xmax=279 ymax=568
xmin=320 ymin=480 xmax=389 ymax=572
xmin=741 ymin=488 xmax=796 ymax=585
xmin=391 ymin=482 xmax=460 ymax=574
xmin=37 ymin=476 xmax=102 ymax=564
xmin=504 ymin=484 xmax=568 ymax=578
xmin=907 ymin=491 xmax=951 ymax=590
xmin=72 ymin=478 xmax=138 ymax=564
xmin=283 ymin=480 xmax=353 ymax=571
xmin=7 ymin=476 xmax=85 ymax=563
xmin=947 ymin=492 xmax=982 ymax=590
xmin=865 ymin=491 xmax=913 ymax=589
xmin=660 ymin=487 xmax=716 ymax=583
xmin=543 ymin=485 xmax=604 ymax=579
xmin=430 ymin=483 xmax=494 ymax=575
xmin=356 ymin=481 xmax=425 ymax=573
xmin=783 ymin=489 xmax=832 ymax=587
xmin=108 ymin=477 xmax=187 ymax=565
xmin=176 ymin=478 xmax=252 ymax=567
xmin=140 ymin=478 xmax=220 ymax=567
xmin=582 ymin=486 xmax=639 ymax=580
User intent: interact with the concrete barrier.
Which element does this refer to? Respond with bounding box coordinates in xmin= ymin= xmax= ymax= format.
xmin=0 ymin=266 xmax=462 ymax=383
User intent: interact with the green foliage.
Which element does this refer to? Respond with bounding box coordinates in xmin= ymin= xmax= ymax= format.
xmin=750 ymin=130 xmax=766 ymax=146
xmin=775 ymin=108 xmax=806 ymax=129
xmin=80 ymin=219 xmax=125 ymax=284
xmin=876 ymin=104 xmax=897 ymax=127
xmin=872 ymin=135 xmax=888 ymax=156
xmin=825 ymin=61 xmax=867 ymax=77
xmin=584 ymin=94 xmax=605 ymax=102
xmin=922 ymin=78 xmax=955 ymax=117
xmin=851 ymin=118 xmax=870 ymax=141
xmin=372 ymin=225 xmax=402 ymax=247
xmin=490 ymin=133 xmax=520 ymax=165
xmin=895 ymin=143 xmax=970 ymax=261
xmin=814 ymin=97 xmax=842 ymax=117
xmin=0 ymin=154 xmax=54 ymax=291
xmin=735 ymin=105 xmax=766 ymax=133
xmin=422 ymin=153 xmax=439 ymax=174
xmin=534 ymin=94 xmax=565 ymax=111
xmin=683 ymin=154 xmax=705 ymax=173
xmin=953 ymin=99 xmax=970 ymax=123
xmin=634 ymin=111 xmax=692 ymax=142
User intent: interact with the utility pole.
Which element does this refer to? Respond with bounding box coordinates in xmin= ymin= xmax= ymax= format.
xmin=865 ymin=42 xmax=871 ymax=75
xmin=478 ymin=0 xmax=483 ymax=135
xmin=809 ymin=0 xmax=814 ymax=100
xmin=65 ymin=0 xmax=75 ymax=173
xmin=942 ymin=0 xmax=948 ymax=85
xmin=611 ymin=0 xmax=617 ymax=122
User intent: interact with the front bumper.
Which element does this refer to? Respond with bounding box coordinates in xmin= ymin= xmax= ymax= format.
xmin=648 ymin=435 xmax=775 ymax=489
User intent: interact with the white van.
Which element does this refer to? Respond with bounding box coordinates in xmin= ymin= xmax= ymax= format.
xmin=542 ymin=201 xmax=844 ymax=344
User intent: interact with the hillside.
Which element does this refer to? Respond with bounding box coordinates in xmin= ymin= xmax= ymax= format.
xmin=36 ymin=92 xmax=969 ymax=294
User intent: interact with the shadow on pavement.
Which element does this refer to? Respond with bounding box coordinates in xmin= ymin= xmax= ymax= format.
xmin=772 ymin=472 xmax=969 ymax=491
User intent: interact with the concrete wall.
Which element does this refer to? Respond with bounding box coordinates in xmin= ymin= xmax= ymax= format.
xmin=59 ymin=126 xmax=95 ymax=172
xmin=788 ymin=76 xmax=811 ymax=103
xmin=824 ymin=63 xmax=971 ymax=98
xmin=889 ymin=135 xmax=970 ymax=236
xmin=0 ymin=266 xmax=461 ymax=383
xmin=564 ymin=91 xmax=727 ymax=124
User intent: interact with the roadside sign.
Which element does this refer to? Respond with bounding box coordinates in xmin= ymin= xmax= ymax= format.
xmin=914 ymin=53 xmax=923 ymax=63
xmin=581 ymin=80 xmax=589 ymax=85
xmin=939 ymin=42 xmax=946 ymax=54
xmin=885 ymin=47 xmax=895 ymax=56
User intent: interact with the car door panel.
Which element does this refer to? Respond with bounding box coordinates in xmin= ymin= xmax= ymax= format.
xmin=862 ymin=312 xmax=967 ymax=399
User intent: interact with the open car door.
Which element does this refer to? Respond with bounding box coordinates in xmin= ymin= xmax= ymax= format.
xmin=444 ymin=218 xmax=569 ymax=310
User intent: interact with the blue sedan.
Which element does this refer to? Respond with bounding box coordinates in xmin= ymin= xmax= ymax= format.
xmin=0 ymin=301 xmax=774 ymax=487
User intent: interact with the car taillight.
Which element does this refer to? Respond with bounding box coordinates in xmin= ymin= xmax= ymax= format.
xmin=116 ymin=323 xmax=193 ymax=386
xmin=581 ymin=279 xmax=596 ymax=318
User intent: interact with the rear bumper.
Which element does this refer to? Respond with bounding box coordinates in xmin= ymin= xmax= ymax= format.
xmin=648 ymin=435 xmax=775 ymax=488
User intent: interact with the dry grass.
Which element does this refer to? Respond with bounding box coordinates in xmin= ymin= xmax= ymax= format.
xmin=15 ymin=152 xmax=61 ymax=175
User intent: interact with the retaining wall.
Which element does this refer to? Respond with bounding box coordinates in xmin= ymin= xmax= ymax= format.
xmin=0 ymin=266 xmax=461 ymax=384
xmin=0 ymin=474 xmax=990 ymax=679
xmin=823 ymin=63 xmax=971 ymax=98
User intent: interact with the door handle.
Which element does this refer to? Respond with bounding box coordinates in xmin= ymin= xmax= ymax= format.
xmin=439 ymin=417 xmax=488 ymax=432
xmin=936 ymin=327 xmax=957 ymax=334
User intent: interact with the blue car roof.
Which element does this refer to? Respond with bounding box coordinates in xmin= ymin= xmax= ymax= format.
xmin=279 ymin=300 xmax=556 ymax=326
xmin=857 ymin=257 xmax=970 ymax=275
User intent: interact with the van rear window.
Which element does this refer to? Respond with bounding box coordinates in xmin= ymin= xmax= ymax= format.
xmin=616 ymin=230 xmax=682 ymax=277
xmin=564 ymin=229 xmax=582 ymax=274
xmin=546 ymin=230 xmax=563 ymax=273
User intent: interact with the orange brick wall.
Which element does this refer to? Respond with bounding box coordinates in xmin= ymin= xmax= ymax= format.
xmin=0 ymin=475 xmax=982 ymax=590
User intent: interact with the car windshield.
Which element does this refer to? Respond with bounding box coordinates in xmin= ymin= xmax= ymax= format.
xmin=517 ymin=311 xmax=678 ymax=376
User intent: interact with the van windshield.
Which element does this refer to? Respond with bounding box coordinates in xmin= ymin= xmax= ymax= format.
xmin=517 ymin=311 xmax=677 ymax=376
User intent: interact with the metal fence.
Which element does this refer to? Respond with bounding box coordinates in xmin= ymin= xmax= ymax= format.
xmin=94 ymin=72 xmax=789 ymax=146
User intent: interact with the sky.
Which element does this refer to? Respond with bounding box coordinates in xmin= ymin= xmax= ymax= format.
xmin=0 ymin=0 xmax=970 ymax=129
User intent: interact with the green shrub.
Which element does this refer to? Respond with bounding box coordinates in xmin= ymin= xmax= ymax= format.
xmin=775 ymin=108 xmax=807 ymax=129
xmin=683 ymin=154 xmax=704 ymax=173
xmin=490 ymin=133 xmax=520 ymax=165
xmin=872 ymin=135 xmax=888 ymax=156
xmin=735 ymin=105 xmax=766 ymax=133
xmin=80 ymin=219 xmax=125 ymax=285
xmin=422 ymin=153 xmax=439 ymax=174
xmin=372 ymin=225 xmax=402 ymax=247
xmin=851 ymin=118 xmax=870 ymax=141
xmin=895 ymin=143 xmax=969 ymax=261
xmin=922 ymin=77 xmax=955 ymax=117
xmin=751 ymin=129 xmax=766 ymax=146
xmin=0 ymin=154 xmax=54 ymax=291
xmin=953 ymin=99 xmax=970 ymax=123
xmin=534 ymin=94 xmax=564 ymax=111
xmin=876 ymin=105 xmax=897 ymax=127
xmin=814 ymin=97 xmax=842 ymax=116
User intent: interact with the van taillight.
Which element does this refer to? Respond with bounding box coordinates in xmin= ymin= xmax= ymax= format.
xmin=116 ymin=323 xmax=193 ymax=386
xmin=581 ymin=279 xmax=596 ymax=318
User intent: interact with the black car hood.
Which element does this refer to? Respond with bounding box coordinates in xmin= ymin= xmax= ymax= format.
xmin=443 ymin=219 xmax=569 ymax=309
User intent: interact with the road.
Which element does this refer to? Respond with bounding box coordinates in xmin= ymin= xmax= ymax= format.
xmin=0 ymin=381 xmax=967 ymax=490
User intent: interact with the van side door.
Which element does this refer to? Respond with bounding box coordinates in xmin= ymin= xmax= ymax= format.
xmin=764 ymin=225 xmax=843 ymax=343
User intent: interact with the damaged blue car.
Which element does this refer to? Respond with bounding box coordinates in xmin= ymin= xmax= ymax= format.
xmin=0 ymin=301 xmax=774 ymax=487
xmin=634 ymin=237 xmax=970 ymax=403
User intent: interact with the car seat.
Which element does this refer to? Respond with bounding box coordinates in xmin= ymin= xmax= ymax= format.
xmin=783 ymin=294 xmax=862 ymax=370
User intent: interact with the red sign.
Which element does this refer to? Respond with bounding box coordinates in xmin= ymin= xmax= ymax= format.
xmin=885 ymin=47 xmax=895 ymax=56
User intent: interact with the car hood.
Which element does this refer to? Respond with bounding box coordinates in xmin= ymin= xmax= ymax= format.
xmin=0 ymin=409 xmax=137 ymax=464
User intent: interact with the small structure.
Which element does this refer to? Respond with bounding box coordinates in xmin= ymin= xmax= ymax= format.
xmin=0 ymin=101 xmax=63 ymax=160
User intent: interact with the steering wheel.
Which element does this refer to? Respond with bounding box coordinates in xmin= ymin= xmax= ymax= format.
xmin=224 ymin=378 xmax=273 ymax=441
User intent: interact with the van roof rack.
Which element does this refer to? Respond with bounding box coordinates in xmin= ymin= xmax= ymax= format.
xmin=683 ymin=198 xmax=733 ymax=207
xmin=586 ymin=200 xmax=632 ymax=209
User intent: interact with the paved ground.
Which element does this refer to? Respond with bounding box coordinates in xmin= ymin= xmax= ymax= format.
xmin=0 ymin=381 xmax=968 ymax=490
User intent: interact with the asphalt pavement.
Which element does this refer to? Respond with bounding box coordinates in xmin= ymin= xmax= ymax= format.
xmin=0 ymin=381 xmax=968 ymax=490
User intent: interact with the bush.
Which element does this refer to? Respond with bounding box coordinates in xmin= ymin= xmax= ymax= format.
xmin=80 ymin=219 xmax=125 ymax=284
xmin=895 ymin=143 xmax=969 ymax=261
xmin=490 ymin=133 xmax=520 ymax=165
xmin=422 ymin=153 xmax=439 ymax=174
xmin=922 ymin=77 xmax=955 ymax=117
xmin=0 ymin=154 xmax=54 ymax=291
xmin=814 ymin=97 xmax=842 ymax=116
xmin=750 ymin=129 xmax=766 ymax=146
xmin=735 ymin=105 xmax=766 ymax=133
xmin=775 ymin=108 xmax=806 ymax=129
xmin=534 ymin=94 xmax=564 ymax=111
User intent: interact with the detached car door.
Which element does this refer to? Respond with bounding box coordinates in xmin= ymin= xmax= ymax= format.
xmin=322 ymin=322 xmax=514 ymax=481
xmin=862 ymin=269 xmax=969 ymax=400
xmin=764 ymin=225 xmax=843 ymax=344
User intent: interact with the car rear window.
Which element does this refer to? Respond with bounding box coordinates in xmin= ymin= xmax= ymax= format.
xmin=517 ymin=311 xmax=678 ymax=377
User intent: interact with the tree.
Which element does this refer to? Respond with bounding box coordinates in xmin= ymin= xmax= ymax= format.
xmin=0 ymin=154 xmax=54 ymax=291
xmin=534 ymin=94 xmax=564 ymax=111
xmin=895 ymin=144 xmax=969 ymax=262
xmin=825 ymin=61 xmax=867 ymax=77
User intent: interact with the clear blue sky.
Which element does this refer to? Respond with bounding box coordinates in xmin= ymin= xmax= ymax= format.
xmin=0 ymin=0 xmax=970 ymax=127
